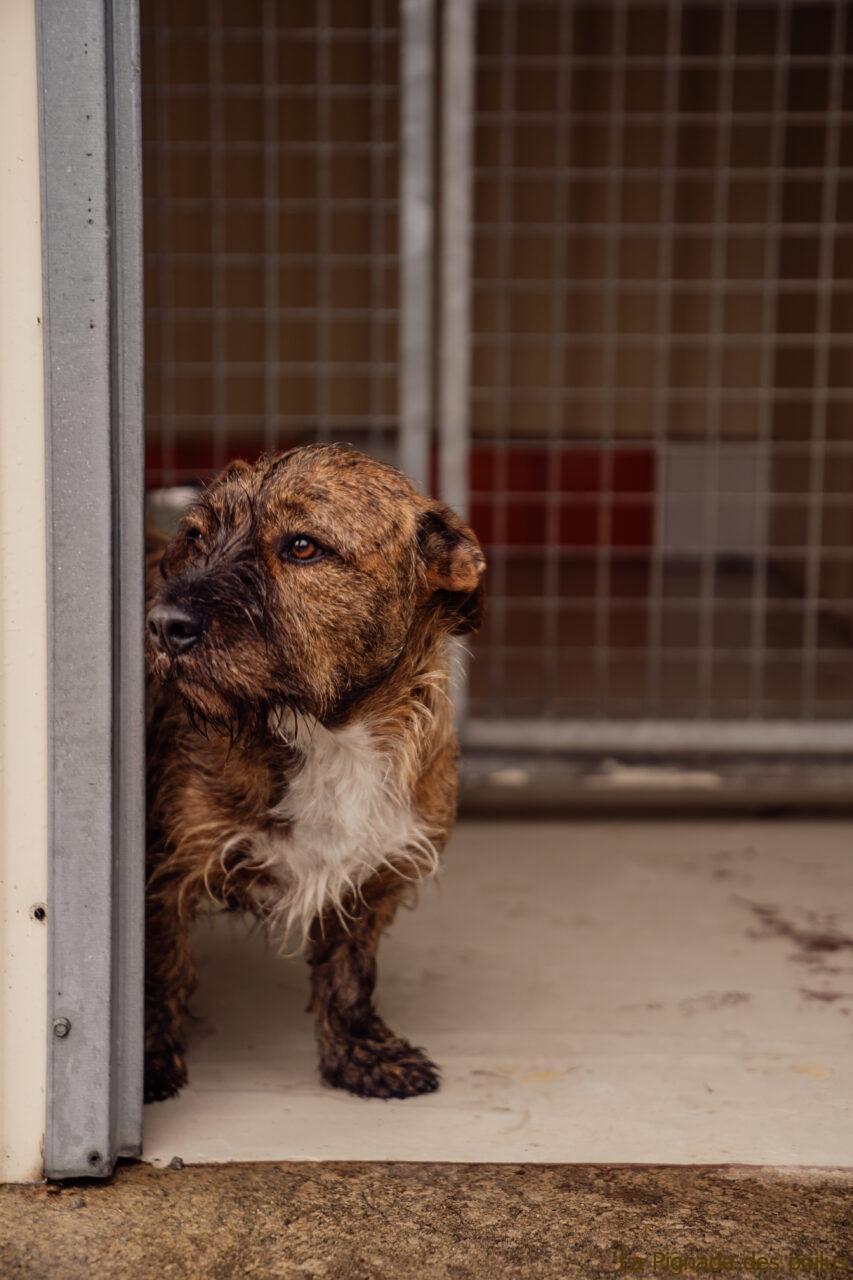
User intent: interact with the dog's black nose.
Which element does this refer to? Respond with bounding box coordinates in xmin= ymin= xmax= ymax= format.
xmin=147 ymin=603 xmax=204 ymax=656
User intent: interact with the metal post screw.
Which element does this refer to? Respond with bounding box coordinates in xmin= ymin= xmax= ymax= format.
xmin=53 ymin=1017 xmax=71 ymax=1038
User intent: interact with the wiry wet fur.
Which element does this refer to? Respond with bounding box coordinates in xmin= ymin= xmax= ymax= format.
xmin=145 ymin=445 xmax=485 ymax=1102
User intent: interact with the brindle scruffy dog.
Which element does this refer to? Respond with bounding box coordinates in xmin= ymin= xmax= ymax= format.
xmin=144 ymin=444 xmax=485 ymax=1103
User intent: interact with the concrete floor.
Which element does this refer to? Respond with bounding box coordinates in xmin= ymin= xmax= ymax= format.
xmin=144 ymin=819 xmax=853 ymax=1167
xmin=3 ymin=1162 xmax=853 ymax=1279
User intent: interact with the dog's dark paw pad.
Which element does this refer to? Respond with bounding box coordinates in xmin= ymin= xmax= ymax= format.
xmin=144 ymin=1051 xmax=188 ymax=1104
xmin=322 ymin=1037 xmax=440 ymax=1100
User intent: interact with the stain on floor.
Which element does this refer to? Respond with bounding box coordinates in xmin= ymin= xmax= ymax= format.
xmin=677 ymin=991 xmax=752 ymax=1017
xmin=744 ymin=901 xmax=853 ymax=970
xmin=800 ymin=988 xmax=853 ymax=1006
xmin=1 ymin=1162 xmax=852 ymax=1279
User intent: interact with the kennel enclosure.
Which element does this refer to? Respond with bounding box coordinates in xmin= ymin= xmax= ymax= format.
xmin=4 ymin=0 xmax=853 ymax=1180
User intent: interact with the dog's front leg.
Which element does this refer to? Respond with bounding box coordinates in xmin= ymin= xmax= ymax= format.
xmin=144 ymin=872 xmax=199 ymax=1103
xmin=307 ymin=879 xmax=439 ymax=1099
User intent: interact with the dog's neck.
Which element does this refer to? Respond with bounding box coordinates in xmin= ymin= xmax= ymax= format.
xmin=246 ymin=633 xmax=450 ymax=945
xmin=272 ymin=621 xmax=455 ymax=776
xmin=335 ymin=619 xmax=452 ymax=725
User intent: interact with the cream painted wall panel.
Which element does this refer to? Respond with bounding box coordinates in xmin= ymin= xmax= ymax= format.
xmin=0 ymin=0 xmax=49 ymax=1184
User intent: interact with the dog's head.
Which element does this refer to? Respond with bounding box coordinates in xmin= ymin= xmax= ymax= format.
xmin=146 ymin=445 xmax=486 ymax=730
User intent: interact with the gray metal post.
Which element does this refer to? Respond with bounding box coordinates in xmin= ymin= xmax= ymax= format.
xmin=438 ymin=0 xmax=475 ymax=727
xmin=438 ymin=0 xmax=474 ymax=519
xmin=399 ymin=0 xmax=434 ymax=491
xmin=38 ymin=0 xmax=144 ymax=1179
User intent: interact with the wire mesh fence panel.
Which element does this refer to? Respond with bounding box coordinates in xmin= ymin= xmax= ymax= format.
xmin=465 ymin=0 xmax=853 ymax=728
xmin=142 ymin=0 xmax=402 ymax=489
xmin=142 ymin=0 xmax=853 ymax=741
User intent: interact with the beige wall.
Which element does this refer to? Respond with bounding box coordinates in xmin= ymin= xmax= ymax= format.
xmin=0 ymin=0 xmax=49 ymax=1184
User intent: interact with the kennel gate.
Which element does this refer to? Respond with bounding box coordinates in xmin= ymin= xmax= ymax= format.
xmin=143 ymin=0 xmax=853 ymax=754
xmin=460 ymin=0 xmax=853 ymax=755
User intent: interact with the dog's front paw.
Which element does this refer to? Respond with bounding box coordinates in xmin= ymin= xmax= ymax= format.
xmin=320 ymin=1032 xmax=440 ymax=1099
xmin=144 ymin=1048 xmax=188 ymax=1104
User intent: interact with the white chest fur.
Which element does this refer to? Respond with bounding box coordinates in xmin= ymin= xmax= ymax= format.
xmin=229 ymin=717 xmax=436 ymax=944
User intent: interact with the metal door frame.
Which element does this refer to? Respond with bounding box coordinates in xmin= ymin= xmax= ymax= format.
xmin=38 ymin=0 xmax=144 ymax=1178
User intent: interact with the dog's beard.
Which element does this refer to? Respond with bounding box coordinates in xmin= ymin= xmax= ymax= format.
xmin=152 ymin=640 xmax=301 ymax=742
xmin=176 ymin=677 xmax=305 ymax=744
xmin=174 ymin=673 xmax=259 ymax=740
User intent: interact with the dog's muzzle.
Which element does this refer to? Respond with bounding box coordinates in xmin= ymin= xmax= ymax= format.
xmin=147 ymin=602 xmax=206 ymax=657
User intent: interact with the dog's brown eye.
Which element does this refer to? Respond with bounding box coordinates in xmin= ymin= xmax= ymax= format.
xmin=185 ymin=525 xmax=204 ymax=551
xmin=283 ymin=534 xmax=323 ymax=563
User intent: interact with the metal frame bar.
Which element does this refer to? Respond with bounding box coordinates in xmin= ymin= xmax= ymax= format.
xmin=463 ymin=717 xmax=853 ymax=757
xmin=438 ymin=0 xmax=473 ymax=517
xmin=399 ymin=0 xmax=434 ymax=490
xmin=39 ymin=0 xmax=144 ymax=1179
xmin=369 ymin=0 xmax=390 ymax=460
xmin=438 ymin=0 xmax=475 ymax=721
xmin=109 ymin=0 xmax=145 ymax=1165
xmin=488 ymin=0 xmax=516 ymax=715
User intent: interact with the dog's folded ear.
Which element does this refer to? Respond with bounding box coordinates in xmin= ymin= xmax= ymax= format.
xmin=418 ymin=504 xmax=487 ymax=635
